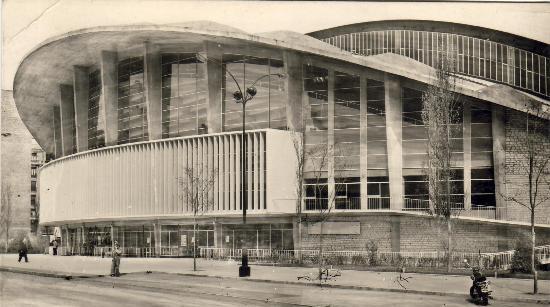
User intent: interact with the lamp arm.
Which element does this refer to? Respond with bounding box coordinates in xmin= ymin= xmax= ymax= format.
xmin=249 ymin=73 xmax=283 ymax=89
xmin=224 ymin=66 xmax=244 ymax=98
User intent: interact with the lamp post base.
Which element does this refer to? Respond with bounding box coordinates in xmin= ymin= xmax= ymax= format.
xmin=239 ymin=249 xmax=250 ymax=277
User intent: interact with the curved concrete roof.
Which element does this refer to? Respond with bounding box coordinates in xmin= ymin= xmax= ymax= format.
xmin=14 ymin=23 xmax=550 ymax=154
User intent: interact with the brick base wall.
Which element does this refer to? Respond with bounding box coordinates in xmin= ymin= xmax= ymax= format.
xmin=299 ymin=213 xmax=550 ymax=253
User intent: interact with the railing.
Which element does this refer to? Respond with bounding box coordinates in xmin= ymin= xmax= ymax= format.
xmin=299 ymin=196 xmax=549 ymax=225
xmin=199 ymin=247 xmax=517 ymax=270
xmin=403 ymin=198 xmax=430 ymax=212
xmin=335 ymin=197 xmax=361 ymax=210
xmin=366 ymin=197 xmax=390 ymax=210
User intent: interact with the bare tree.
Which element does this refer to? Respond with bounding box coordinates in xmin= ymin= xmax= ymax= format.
xmin=179 ymin=167 xmax=216 ymax=271
xmin=292 ymin=133 xmax=306 ymax=263
xmin=1 ymin=183 xmax=13 ymax=253
xmin=421 ymin=47 xmax=463 ymax=273
xmin=302 ymin=144 xmax=347 ymax=284
xmin=504 ymin=105 xmax=550 ymax=294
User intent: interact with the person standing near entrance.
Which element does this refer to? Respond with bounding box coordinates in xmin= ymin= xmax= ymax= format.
xmin=111 ymin=241 xmax=122 ymax=277
xmin=52 ymin=239 xmax=58 ymax=256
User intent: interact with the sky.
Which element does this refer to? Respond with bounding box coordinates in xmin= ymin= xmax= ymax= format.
xmin=1 ymin=0 xmax=549 ymax=91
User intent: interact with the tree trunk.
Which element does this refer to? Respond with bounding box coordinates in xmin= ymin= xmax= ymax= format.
xmin=193 ymin=219 xmax=197 ymax=272
xmin=297 ymin=219 xmax=302 ymax=264
xmin=532 ymin=210 xmax=538 ymax=294
xmin=318 ymin=221 xmax=324 ymax=285
xmin=447 ymin=218 xmax=452 ymax=273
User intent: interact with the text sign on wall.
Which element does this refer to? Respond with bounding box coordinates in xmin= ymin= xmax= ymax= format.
xmin=307 ymin=221 xmax=360 ymax=235
xmin=181 ymin=235 xmax=187 ymax=247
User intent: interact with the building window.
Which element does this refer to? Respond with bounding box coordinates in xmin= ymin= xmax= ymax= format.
xmin=117 ymin=57 xmax=147 ymax=144
xmin=366 ymin=176 xmax=390 ymax=209
xmin=304 ymin=178 xmax=328 ymax=210
xmin=161 ymin=53 xmax=207 ymax=138
xmin=471 ymin=168 xmax=496 ymax=207
xmin=221 ymin=54 xmax=286 ymax=132
xmin=88 ymin=69 xmax=105 ymax=149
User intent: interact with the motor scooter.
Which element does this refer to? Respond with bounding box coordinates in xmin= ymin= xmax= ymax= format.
xmin=463 ymin=260 xmax=492 ymax=305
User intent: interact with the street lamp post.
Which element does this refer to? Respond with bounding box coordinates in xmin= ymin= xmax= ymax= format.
xmin=195 ymin=53 xmax=283 ymax=277
xmin=228 ymin=70 xmax=283 ymax=278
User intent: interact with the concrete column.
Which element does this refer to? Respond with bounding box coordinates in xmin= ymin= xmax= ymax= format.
xmin=144 ymin=42 xmax=162 ymax=140
xmin=292 ymin=218 xmax=301 ymax=251
xmin=327 ymin=69 xmax=335 ymax=204
xmin=153 ymin=222 xmax=161 ymax=257
xmin=60 ymin=84 xmax=76 ymax=156
xmin=204 ymin=41 xmax=223 ymax=133
xmin=100 ymin=50 xmax=118 ymax=146
xmin=110 ymin=224 xmax=114 ymax=252
xmin=360 ymin=77 xmax=369 ymax=210
xmin=73 ymin=66 xmax=90 ymax=151
xmin=492 ymin=104 xmax=506 ymax=211
xmin=391 ymin=218 xmax=401 ymax=252
xmin=384 ymin=73 xmax=403 ymax=210
xmin=283 ymin=51 xmax=303 ymax=132
xmin=213 ymin=222 xmax=222 ymax=247
xmin=463 ymin=101 xmax=472 ymax=210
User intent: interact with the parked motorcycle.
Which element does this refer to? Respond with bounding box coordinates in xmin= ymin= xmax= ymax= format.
xmin=464 ymin=260 xmax=492 ymax=305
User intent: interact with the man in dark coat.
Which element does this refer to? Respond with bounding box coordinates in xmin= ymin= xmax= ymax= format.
xmin=18 ymin=238 xmax=29 ymax=263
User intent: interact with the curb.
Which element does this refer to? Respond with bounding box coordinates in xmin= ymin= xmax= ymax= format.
xmin=0 ymin=266 xmax=104 ymax=279
xmin=3 ymin=267 xmax=550 ymax=305
xmin=166 ymin=271 xmax=550 ymax=305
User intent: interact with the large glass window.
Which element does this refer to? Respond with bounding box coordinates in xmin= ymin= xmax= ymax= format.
xmin=334 ymin=71 xmax=360 ymax=209
xmin=470 ymin=102 xmax=495 ymax=207
xmin=303 ymin=65 xmax=329 ymax=181
xmin=117 ymin=57 xmax=147 ymax=144
xmin=161 ymin=53 xmax=207 ymax=138
xmin=366 ymin=79 xmax=388 ymax=172
xmin=87 ymin=69 xmax=105 ymax=149
xmin=221 ymin=55 xmax=286 ymax=132
xmin=402 ymin=86 xmax=464 ymax=208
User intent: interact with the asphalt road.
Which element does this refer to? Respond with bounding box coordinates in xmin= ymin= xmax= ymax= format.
xmin=0 ymin=271 xmax=536 ymax=307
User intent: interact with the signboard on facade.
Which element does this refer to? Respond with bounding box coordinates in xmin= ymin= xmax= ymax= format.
xmin=225 ymin=235 xmax=230 ymax=243
xmin=181 ymin=235 xmax=187 ymax=247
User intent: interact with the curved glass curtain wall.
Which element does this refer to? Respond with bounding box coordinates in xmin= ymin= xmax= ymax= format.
xmin=221 ymin=54 xmax=286 ymax=132
xmin=320 ymin=30 xmax=550 ymax=98
xmin=161 ymin=53 xmax=208 ymax=138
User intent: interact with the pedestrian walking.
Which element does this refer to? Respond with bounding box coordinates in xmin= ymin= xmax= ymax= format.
xmin=52 ymin=239 xmax=58 ymax=256
xmin=110 ymin=241 xmax=122 ymax=277
xmin=18 ymin=238 xmax=29 ymax=263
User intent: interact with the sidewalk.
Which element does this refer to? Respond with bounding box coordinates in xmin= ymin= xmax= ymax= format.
xmin=2 ymin=254 xmax=550 ymax=304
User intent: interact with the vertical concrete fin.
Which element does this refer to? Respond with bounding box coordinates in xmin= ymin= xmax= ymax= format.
xmin=384 ymin=73 xmax=403 ymax=210
xmin=59 ymin=84 xmax=75 ymax=156
xmin=144 ymin=42 xmax=162 ymax=140
xmin=73 ymin=65 xmax=90 ymax=151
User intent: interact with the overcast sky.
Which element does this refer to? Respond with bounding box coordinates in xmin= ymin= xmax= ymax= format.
xmin=2 ymin=0 xmax=549 ymax=91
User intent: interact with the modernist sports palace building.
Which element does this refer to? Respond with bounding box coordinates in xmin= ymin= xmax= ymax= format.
xmin=13 ymin=20 xmax=550 ymax=256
